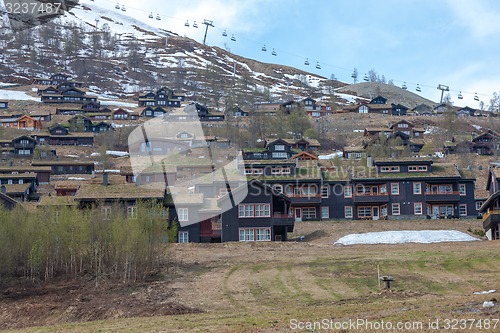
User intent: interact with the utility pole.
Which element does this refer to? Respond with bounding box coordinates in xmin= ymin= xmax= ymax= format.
xmin=437 ymin=84 xmax=449 ymax=104
xmin=202 ymin=19 xmax=214 ymax=45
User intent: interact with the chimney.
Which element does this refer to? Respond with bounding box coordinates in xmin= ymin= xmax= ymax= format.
xmin=103 ymin=172 xmax=109 ymax=187
xmin=0 ymin=185 xmax=5 ymax=194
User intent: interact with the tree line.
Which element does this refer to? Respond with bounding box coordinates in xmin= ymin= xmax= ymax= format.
xmin=0 ymin=201 xmax=176 ymax=285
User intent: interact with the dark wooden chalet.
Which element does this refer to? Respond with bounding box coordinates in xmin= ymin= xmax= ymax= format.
xmin=68 ymin=116 xmax=112 ymax=133
xmin=433 ymin=103 xmax=448 ymax=114
xmin=12 ymin=135 xmax=36 ymax=157
xmin=40 ymin=86 xmax=97 ymax=104
xmin=32 ymin=73 xmax=83 ymax=87
xmin=3 ymin=183 xmax=32 ymax=202
xmin=0 ymin=166 xmax=51 ymax=183
xmin=391 ymin=104 xmax=409 ymax=116
xmin=56 ymin=102 xmax=110 ymax=116
xmin=370 ymin=95 xmax=387 ymax=104
xmin=227 ymin=105 xmax=249 ymax=117
xmin=32 ymin=161 xmax=95 ymax=175
xmin=471 ymin=130 xmax=500 ymax=155
xmin=456 ymin=106 xmax=476 ymax=117
xmin=112 ymin=108 xmax=139 ymax=120
xmin=243 ymin=138 xmax=295 ymax=160
xmin=34 ymin=130 xmax=95 ymax=146
xmin=74 ymin=176 xmax=166 ymax=221
xmin=0 ymin=173 xmax=38 ymax=193
xmin=411 ymin=103 xmax=433 ymax=116
xmin=479 ymin=166 xmax=500 ymax=240
xmin=138 ymin=87 xmax=184 ymax=107
xmin=218 ymin=179 xmax=294 ymax=242
xmin=141 ymin=106 xmax=169 ymax=118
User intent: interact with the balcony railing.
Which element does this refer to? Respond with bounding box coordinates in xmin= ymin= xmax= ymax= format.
xmin=353 ymin=192 xmax=388 ymax=196
xmin=482 ymin=209 xmax=500 ymax=222
xmin=286 ymin=193 xmax=321 ymax=198
xmin=353 ymin=192 xmax=389 ymax=203
xmin=425 ymin=191 xmax=461 ymax=195
xmin=424 ymin=191 xmax=461 ymax=202
xmin=272 ymin=213 xmax=292 ymax=218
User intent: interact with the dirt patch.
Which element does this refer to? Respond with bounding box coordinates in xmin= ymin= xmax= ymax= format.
xmin=0 ymin=278 xmax=200 ymax=330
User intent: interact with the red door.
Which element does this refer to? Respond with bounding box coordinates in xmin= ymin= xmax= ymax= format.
xmin=295 ymin=208 xmax=302 ymax=221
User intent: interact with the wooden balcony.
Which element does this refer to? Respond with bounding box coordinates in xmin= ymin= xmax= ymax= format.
xmin=271 ymin=213 xmax=294 ymax=226
xmin=353 ymin=192 xmax=389 ymax=203
xmin=286 ymin=193 xmax=322 ymax=204
xmin=482 ymin=209 xmax=500 ymax=229
xmin=424 ymin=191 xmax=460 ymax=202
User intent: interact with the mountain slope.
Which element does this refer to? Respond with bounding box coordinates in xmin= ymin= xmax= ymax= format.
xmin=337 ymin=82 xmax=436 ymax=107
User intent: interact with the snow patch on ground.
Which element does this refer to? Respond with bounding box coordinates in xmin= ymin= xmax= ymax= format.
xmin=0 ymin=89 xmax=39 ymax=101
xmin=334 ymin=230 xmax=479 ymax=246
xmin=100 ymin=100 xmax=137 ymax=107
xmin=318 ymin=151 xmax=343 ymax=160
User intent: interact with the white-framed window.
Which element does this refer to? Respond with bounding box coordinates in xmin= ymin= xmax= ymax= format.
xmin=178 ymin=208 xmax=189 ymax=222
xmin=380 ymin=166 xmax=400 ymax=173
xmin=274 ymin=145 xmax=285 ymax=151
xmin=127 ymin=206 xmax=137 ymax=219
xmin=413 ymin=182 xmax=422 ymax=194
xmin=358 ymin=206 xmax=371 ymax=218
xmin=414 ymin=202 xmax=423 ymax=215
xmin=391 ymin=183 xmax=399 ymax=195
xmin=238 ymin=204 xmax=271 ymax=218
xmin=271 ymin=167 xmax=282 ymax=175
xmin=321 ymin=185 xmax=329 ymax=198
xmin=409 ymin=165 xmax=428 ymax=172
xmin=459 ymin=204 xmax=467 ymax=216
xmin=178 ymin=231 xmax=189 ymax=243
xmin=321 ymin=206 xmax=329 ymax=219
xmin=239 ymin=228 xmax=255 ymax=241
xmin=459 ymin=184 xmax=466 ymax=196
xmin=255 ymin=228 xmax=271 ymax=241
xmin=101 ymin=206 xmax=111 ymax=220
xmin=344 ymin=185 xmax=352 ymax=198
xmin=255 ymin=204 xmax=271 ymax=217
xmin=345 ymin=206 xmax=353 ymax=218
xmin=272 ymin=152 xmax=288 ymax=158
xmin=302 ymin=207 xmax=316 ymax=219
xmin=239 ymin=228 xmax=272 ymax=242
xmin=476 ymin=201 xmax=484 ymax=211
xmin=358 ymin=105 xmax=369 ymax=113
xmin=392 ymin=203 xmax=400 ymax=215
xmin=19 ymin=179 xmax=23 ymax=184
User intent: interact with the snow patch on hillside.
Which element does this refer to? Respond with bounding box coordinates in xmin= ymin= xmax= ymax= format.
xmin=0 ymin=90 xmax=39 ymax=101
xmin=334 ymin=230 xmax=479 ymax=246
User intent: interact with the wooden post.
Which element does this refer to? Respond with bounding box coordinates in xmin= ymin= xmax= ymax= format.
xmin=377 ymin=264 xmax=380 ymax=290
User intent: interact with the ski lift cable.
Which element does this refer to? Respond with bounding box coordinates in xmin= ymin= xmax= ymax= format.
xmin=83 ymin=0 xmax=494 ymax=100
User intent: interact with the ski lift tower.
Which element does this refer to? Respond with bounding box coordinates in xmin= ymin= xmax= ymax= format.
xmin=437 ymin=84 xmax=450 ymax=103
xmin=202 ymin=19 xmax=214 ymax=45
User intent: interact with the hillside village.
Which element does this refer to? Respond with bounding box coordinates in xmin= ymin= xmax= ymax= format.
xmin=0 ymin=69 xmax=499 ymax=243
